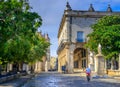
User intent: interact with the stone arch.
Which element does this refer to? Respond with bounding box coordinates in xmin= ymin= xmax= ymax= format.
xmin=73 ymin=47 xmax=87 ymax=70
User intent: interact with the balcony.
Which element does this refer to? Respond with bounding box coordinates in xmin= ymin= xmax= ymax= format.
xmin=76 ymin=38 xmax=84 ymax=42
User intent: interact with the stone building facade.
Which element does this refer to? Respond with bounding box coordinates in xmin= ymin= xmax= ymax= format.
xmin=34 ymin=32 xmax=50 ymax=73
xmin=57 ymin=2 xmax=120 ymax=73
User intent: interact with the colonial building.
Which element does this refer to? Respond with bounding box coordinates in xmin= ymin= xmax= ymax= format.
xmin=57 ymin=2 xmax=120 ymax=73
xmin=34 ymin=32 xmax=50 ymax=73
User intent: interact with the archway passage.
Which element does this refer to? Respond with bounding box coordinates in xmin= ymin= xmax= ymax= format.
xmin=73 ymin=48 xmax=87 ymax=71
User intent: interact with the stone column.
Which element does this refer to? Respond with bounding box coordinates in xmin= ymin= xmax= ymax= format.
xmin=66 ymin=44 xmax=74 ymax=73
xmin=66 ymin=44 xmax=70 ymax=73
xmin=95 ymin=54 xmax=105 ymax=75
xmin=26 ymin=64 xmax=30 ymax=74
xmin=47 ymin=61 xmax=50 ymax=71
xmin=10 ymin=64 xmax=12 ymax=71
xmin=45 ymin=61 xmax=48 ymax=72
xmin=0 ymin=65 xmax=2 ymax=75
xmin=58 ymin=60 xmax=61 ymax=72
xmin=104 ymin=59 xmax=107 ymax=74
xmin=38 ymin=62 xmax=42 ymax=72
xmin=22 ymin=63 xmax=26 ymax=71
xmin=67 ymin=44 xmax=74 ymax=74
xmin=7 ymin=63 xmax=12 ymax=72
xmin=119 ymin=53 xmax=120 ymax=70
xmin=69 ymin=51 xmax=74 ymax=73
xmin=34 ymin=62 xmax=38 ymax=72
xmin=7 ymin=63 xmax=9 ymax=72
xmin=111 ymin=58 xmax=114 ymax=70
xmin=95 ymin=44 xmax=105 ymax=75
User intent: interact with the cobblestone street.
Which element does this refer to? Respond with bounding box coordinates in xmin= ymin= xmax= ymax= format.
xmin=22 ymin=72 xmax=120 ymax=87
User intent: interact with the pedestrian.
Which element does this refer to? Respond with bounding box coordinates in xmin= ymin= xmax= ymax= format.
xmin=85 ymin=67 xmax=91 ymax=82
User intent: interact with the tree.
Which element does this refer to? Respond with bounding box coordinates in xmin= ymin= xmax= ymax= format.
xmin=85 ymin=15 xmax=120 ymax=61
xmin=0 ymin=0 xmax=50 ymax=66
xmin=28 ymin=33 xmax=50 ymax=63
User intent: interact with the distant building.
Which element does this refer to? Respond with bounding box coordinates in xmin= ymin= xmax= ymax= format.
xmin=57 ymin=2 xmax=120 ymax=73
xmin=50 ymin=57 xmax=57 ymax=70
xmin=34 ymin=32 xmax=50 ymax=73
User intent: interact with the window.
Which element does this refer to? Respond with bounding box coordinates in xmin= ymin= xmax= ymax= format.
xmin=77 ymin=31 xmax=84 ymax=42
xmin=82 ymin=59 xmax=86 ymax=68
xmin=74 ymin=61 xmax=78 ymax=68
xmin=82 ymin=49 xmax=86 ymax=57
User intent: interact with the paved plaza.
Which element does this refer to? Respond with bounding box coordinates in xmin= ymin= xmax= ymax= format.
xmin=21 ymin=72 xmax=120 ymax=87
xmin=0 ymin=72 xmax=120 ymax=87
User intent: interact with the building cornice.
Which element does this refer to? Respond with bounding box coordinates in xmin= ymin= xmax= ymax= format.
xmin=57 ymin=10 xmax=120 ymax=39
xmin=68 ymin=10 xmax=120 ymax=17
xmin=58 ymin=12 xmax=66 ymax=38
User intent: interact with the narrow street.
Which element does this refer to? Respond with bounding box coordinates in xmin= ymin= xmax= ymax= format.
xmin=22 ymin=72 xmax=120 ymax=87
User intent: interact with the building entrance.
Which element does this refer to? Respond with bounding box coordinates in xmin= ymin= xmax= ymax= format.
xmin=73 ymin=48 xmax=87 ymax=71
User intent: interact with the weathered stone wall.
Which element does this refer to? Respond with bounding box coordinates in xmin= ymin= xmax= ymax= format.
xmin=71 ymin=17 xmax=97 ymax=42
xmin=58 ymin=20 xmax=68 ymax=45
xmin=57 ymin=3 xmax=120 ymax=74
xmin=58 ymin=47 xmax=67 ymax=72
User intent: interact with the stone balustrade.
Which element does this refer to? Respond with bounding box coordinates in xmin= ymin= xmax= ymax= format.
xmin=107 ymin=70 xmax=120 ymax=76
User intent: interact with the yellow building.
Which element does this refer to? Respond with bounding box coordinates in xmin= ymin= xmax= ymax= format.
xmin=57 ymin=2 xmax=120 ymax=73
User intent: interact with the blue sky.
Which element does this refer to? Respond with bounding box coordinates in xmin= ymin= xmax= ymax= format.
xmin=29 ymin=0 xmax=120 ymax=57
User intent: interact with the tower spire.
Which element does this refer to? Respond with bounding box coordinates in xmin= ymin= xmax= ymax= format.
xmin=107 ymin=4 xmax=112 ymax=12
xmin=88 ymin=4 xmax=95 ymax=12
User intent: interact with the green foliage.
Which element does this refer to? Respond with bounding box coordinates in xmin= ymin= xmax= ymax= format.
xmin=85 ymin=15 xmax=120 ymax=59
xmin=28 ymin=33 xmax=50 ymax=63
xmin=0 ymin=0 xmax=50 ymax=64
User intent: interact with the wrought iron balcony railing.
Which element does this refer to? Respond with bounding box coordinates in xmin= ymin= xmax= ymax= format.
xmin=76 ymin=38 xmax=84 ymax=42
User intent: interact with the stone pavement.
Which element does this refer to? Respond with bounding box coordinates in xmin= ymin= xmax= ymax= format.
xmin=22 ymin=72 xmax=120 ymax=87
xmin=0 ymin=72 xmax=120 ymax=87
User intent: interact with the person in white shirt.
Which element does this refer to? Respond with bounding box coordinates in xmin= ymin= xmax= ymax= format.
xmin=86 ymin=67 xmax=91 ymax=73
xmin=86 ymin=67 xmax=91 ymax=75
xmin=86 ymin=67 xmax=91 ymax=82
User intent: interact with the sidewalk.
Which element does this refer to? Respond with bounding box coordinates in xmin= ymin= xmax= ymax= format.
xmin=0 ymin=74 xmax=35 ymax=87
